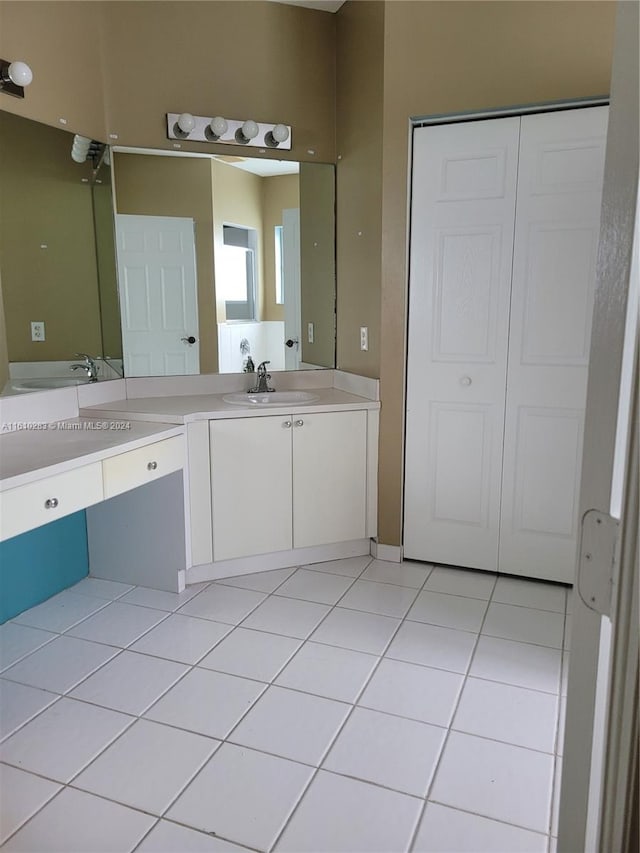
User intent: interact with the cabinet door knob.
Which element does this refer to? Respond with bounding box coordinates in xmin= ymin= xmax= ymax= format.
xmin=283 ymin=421 xmax=292 ymax=428
xmin=44 ymin=497 xmax=59 ymax=509
xmin=295 ymin=419 xmax=304 ymax=427
xmin=147 ymin=461 xmax=158 ymax=470
xmin=460 ymin=376 xmax=472 ymax=387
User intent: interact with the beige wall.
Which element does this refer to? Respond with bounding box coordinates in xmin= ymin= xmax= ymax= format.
xmin=335 ymin=0 xmax=384 ymax=379
xmin=100 ymin=1 xmax=336 ymax=162
xmin=0 ymin=1 xmax=107 ymax=140
xmin=113 ymin=152 xmax=218 ymax=373
xmin=262 ymin=174 xmax=299 ymax=323
xmin=369 ymin=0 xmax=616 ymax=545
xmin=0 ymin=111 xmax=102 ymax=362
xmin=92 ymin=173 xmax=121 ymax=359
xmin=300 ymin=162 xmax=336 ymax=368
xmin=1 ymin=2 xmax=335 ymax=161
xmin=0 ymin=272 xmax=9 ymax=388
xmin=212 ymin=160 xmax=264 ymax=324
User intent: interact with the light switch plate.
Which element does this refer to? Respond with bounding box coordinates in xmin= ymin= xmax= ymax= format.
xmin=308 ymin=322 xmax=314 ymax=344
xmin=360 ymin=326 xmax=368 ymax=351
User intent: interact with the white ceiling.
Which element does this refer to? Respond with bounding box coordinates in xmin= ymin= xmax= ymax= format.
xmin=268 ymin=0 xmax=346 ymax=13
xmin=214 ymin=156 xmax=300 ymax=177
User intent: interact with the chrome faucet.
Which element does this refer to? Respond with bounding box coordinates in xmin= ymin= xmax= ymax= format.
xmin=249 ymin=360 xmax=275 ymax=393
xmin=70 ymin=353 xmax=99 ymax=382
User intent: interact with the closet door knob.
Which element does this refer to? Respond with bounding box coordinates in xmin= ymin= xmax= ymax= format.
xmin=147 ymin=461 xmax=158 ymax=470
xmin=283 ymin=421 xmax=292 ymax=428
xmin=295 ymin=419 xmax=304 ymax=427
xmin=44 ymin=498 xmax=59 ymax=509
xmin=460 ymin=376 xmax=472 ymax=387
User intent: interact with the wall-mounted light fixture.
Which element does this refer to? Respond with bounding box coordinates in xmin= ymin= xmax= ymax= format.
xmin=70 ymin=134 xmax=105 ymax=167
xmin=166 ymin=113 xmax=292 ymax=150
xmin=0 ymin=59 xmax=33 ymax=98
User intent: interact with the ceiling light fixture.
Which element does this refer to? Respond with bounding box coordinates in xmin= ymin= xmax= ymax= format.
xmin=0 ymin=58 xmax=33 ymax=98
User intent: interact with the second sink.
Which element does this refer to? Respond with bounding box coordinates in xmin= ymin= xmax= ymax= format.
xmin=223 ymin=390 xmax=319 ymax=406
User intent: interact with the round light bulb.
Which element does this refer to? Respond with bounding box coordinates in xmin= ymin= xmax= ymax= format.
xmin=8 ymin=61 xmax=33 ymax=87
xmin=242 ymin=120 xmax=259 ymax=140
xmin=210 ymin=116 xmax=228 ymax=137
xmin=176 ymin=113 xmax=196 ymax=134
xmin=271 ymin=124 xmax=289 ymax=144
xmin=71 ymin=150 xmax=87 ymax=163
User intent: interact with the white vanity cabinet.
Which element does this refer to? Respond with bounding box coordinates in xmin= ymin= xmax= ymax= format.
xmin=210 ymin=410 xmax=368 ymax=561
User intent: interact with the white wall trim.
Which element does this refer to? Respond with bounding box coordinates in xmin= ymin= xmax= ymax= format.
xmin=370 ymin=541 xmax=403 ymax=563
xmin=186 ymin=538 xmax=371 ymax=583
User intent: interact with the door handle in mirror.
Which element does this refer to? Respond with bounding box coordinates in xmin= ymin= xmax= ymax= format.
xmin=181 ymin=335 xmax=197 ymax=344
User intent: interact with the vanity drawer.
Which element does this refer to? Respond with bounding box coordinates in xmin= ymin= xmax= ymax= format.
xmin=102 ymin=435 xmax=184 ymax=499
xmin=0 ymin=463 xmax=104 ymax=541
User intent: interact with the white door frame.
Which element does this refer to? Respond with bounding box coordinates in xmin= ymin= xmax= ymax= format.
xmin=558 ymin=2 xmax=639 ymax=850
xmin=282 ymin=208 xmax=301 ymax=370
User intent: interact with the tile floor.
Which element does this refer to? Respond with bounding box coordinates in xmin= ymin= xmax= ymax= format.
xmin=0 ymin=557 xmax=571 ymax=852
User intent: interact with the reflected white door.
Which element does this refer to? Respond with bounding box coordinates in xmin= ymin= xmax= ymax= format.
xmin=282 ymin=208 xmax=301 ymax=370
xmin=115 ymin=214 xmax=200 ymax=376
xmin=499 ymin=107 xmax=608 ymax=581
xmin=404 ymin=117 xmax=520 ymax=571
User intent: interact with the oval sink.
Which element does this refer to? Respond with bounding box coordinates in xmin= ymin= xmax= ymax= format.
xmin=12 ymin=377 xmax=90 ymax=391
xmin=223 ymin=390 xmax=319 ymax=406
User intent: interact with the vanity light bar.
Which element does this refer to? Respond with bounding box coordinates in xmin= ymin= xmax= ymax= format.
xmin=166 ymin=113 xmax=292 ymax=150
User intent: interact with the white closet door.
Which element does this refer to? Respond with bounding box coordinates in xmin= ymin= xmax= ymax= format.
xmin=404 ymin=117 xmax=520 ymax=571
xmin=499 ymin=107 xmax=608 ymax=582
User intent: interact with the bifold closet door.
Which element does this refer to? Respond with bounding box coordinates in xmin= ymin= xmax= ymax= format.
xmin=404 ymin=117 xmax=520 ymax=571
xmin=498 ymin=106 xmax=608 ymax=582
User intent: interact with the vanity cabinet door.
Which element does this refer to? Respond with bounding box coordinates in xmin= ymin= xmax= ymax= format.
xmin=209 ymin=417 xmax=293 ymax=561
xmin=292 ymin=410 xmax=367 ymax=548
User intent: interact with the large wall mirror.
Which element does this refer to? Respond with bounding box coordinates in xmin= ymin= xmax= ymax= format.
xmin=0 ymin=111 xmax=336 ymax=394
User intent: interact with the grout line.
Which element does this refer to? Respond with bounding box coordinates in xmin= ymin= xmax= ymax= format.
xmin=407 ymin=574 xmax=497 ymax=853
xmin=267 ymin=574 xmax=429 ymax=851
xmin=426 ymin=798 xmax=552 ymax=838
xmin=0 ymin=564 xmax=567 ymax=851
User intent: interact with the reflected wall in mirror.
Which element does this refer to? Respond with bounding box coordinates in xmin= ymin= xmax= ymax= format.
xmin=0 ymin=110 xmax=121 ymax=394
xmin=112 ymin=150 xmax=336 ymax=375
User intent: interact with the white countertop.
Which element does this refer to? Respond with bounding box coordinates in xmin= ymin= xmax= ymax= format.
xmin=80 ymin=388 xmax=380 ymax=425
xmin=0 ymin=419 xmax=183 ymax=491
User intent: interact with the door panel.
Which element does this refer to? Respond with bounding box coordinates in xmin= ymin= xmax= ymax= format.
xmin=499 ymin=107 xmax=608 ymax=581
xmin=115 ymin=214 xmax=200 ymax=376
xmin=210 ymin=417 xmax=292 ymax=561
xmin=404 ymin=117 xmax=520 ymax=571
xmin=293 ymin=411 xmax=367 ymax=548
xmin=434 ymin=226 xmax=503 ymax=362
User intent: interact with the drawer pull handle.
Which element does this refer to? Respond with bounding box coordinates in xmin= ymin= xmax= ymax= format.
xmin=147 ymin=461 xmax=158 ymax=471
xmin=44 ymin=498 xmax=59 ymax=509
xmin=295 ymin=419 xmax=304 ymax=427
xmin=283 ymin=421 xmax=292 ymax=428
xmin=460 ymin=375 xmax=472 ymax=387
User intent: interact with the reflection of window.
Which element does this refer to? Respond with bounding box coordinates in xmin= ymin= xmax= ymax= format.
xmin=274 ymin=225 xmax=284 ymax=305
xmin=222 ymin=225 xmax=257 ymax=321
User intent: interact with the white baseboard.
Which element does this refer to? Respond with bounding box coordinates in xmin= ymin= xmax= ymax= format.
xmin=370 ymin=541 xmax=403 ymax=563
xmin=186 ymin=539 xmax=372 ymax=583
